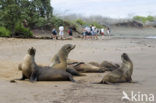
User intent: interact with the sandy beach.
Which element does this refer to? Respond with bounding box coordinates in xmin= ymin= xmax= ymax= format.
xmin=0 ymin=37 xmax=156 ymax=103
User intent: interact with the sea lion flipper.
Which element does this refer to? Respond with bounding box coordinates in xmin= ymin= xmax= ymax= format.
xmin=73 ymin=62 xmax=85 ymax=67
xmin=15 ymin=74 xmax=26 ymax=80
xmin=10 ymin=74 xmax=26 ymax=83
xmin=68 ymin=75 xmax=76 ymax=82
xmin=30 ymin=71 xmax=37 ymax=82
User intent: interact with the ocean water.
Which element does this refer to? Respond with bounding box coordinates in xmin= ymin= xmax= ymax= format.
xmin=111 ymin=27 xmax=156 ymax=39
xmin=145 ymin=36 xmax=156 ymax=39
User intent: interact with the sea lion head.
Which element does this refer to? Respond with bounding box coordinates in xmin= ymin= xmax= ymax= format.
xmin=121 ymin=53 xmax=130 ymax=63
xmin=61 ymin=44 xmax=76 ymax=54
xmin=28 ymin=47 xmax=36 ymax=56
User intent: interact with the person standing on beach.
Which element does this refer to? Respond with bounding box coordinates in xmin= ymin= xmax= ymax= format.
xmin=91 ymin=25 xmax=96 ymax=39
xmin=101 ymin=28 xmax=105 ymax=40
xmin=59 ymin=25 xmax=64 ymax=40
xmin=94 ymin=27 xmax=98 ymax=40
xmin=82 ymin=27 xmax=87 ymax=39
xmin=68 ymin=27 xmax=73 ymax=39
xmin=52 ymin=28 xmax=57 ymax=39
xmin=106 ymin=27 xmax=111 ymax=38
xmin=86 ymin=26 xmax=91 ymax=40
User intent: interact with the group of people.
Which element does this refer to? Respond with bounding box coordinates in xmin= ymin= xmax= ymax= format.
xmin=82 ymin=25 xmax=111 ymax=40
xmin=51 ymin=25 xmax=111 ymax=40
xmin=51 ymin=26 xmax=73 ymax=40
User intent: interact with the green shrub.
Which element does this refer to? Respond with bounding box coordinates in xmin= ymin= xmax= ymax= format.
xmin=76 ymin=19 xmax=86 ymax=26
xmin=133 ymin=16 xmax=155 ymax=23
xmin=89 ymin=22 xmax=104 ymax=28
xmin=14 ymin=22 xmax=33 ymax=37
xmin=35 ymin=17 xmax=47 ymax=27
xmin=50 ymin=16 xmax=64 ymax=27
xmin=0 ymin=27 xmax=11 ymax=37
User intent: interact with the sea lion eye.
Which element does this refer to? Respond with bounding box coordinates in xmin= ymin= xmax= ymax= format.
xmin=66 ymin=47 xmax=71 ymax=50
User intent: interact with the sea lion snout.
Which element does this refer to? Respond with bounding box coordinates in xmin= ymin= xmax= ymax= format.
xmin=71 ymin=44 xmax=76 ymax=49
xmin=63 ymin=44 xmax=76 ymax=51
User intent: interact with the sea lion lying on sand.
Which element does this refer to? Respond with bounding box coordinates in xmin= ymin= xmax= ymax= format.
xmin=89 ymin=61 xmax=120 ymax=71
xmin=67 ymin=59 xmax=107 ymax=73
xmin=96 ymin=53 xmax=133 ymax=84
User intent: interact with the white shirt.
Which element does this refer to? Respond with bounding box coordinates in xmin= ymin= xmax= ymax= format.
xmin=59 ymin=26 xmax=64 ymax=31
xmin=101 ymin=28 xmax=104 ymax=32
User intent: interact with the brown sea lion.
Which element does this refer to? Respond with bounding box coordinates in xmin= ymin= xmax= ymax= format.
xmin=10 ymin=47 xmax=36 ymax=82
xmin=15 ymin=47 xmax=36 ymax=81
xmin=89 ymin=61 xmax=120 ymax=71
xmin=96 ymin=53 xmax=133 ymax=84
xmin=11 ymin=47 xmax=75 ymax=82
xmin=88 ymin=61 xmax=100 ymax=67
xmin=50 ymin=44 xmax=76 ymax=70
xmin=67 ymin=59 xmax=107 ymax=73
xmin=100 ymin=61 xmax=120 ymax=71
xmin=66 ymin=65 xmax=86 ymax=76
xmin=49 ymin=44 xmax=85 ymax=76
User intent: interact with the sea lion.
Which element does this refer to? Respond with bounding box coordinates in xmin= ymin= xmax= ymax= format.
xmin=66 ymin=65 xmax=86 ymax=76
xmin=89 ymin=61 xmax=120 ymax=71
xmin=30 ymin=66 xmax=75 ymax=82
xmin=49 ymin=44 xmax=85 ymax=76
xmin=88 ymin=61 xmax=100 ymax=67
xmin=16 ymin=47 xmax=36 ymax=81
xmin=96 ymin=53 xmax=133 ymax=84
xmin=11 ymin=47 xmax=75 ymax=82
xmin=100 ymin=61 xmax=120 ymax=71
xmin=27 ymin=48 xmax=75 ymax=82
xmin=10 ymin=47 xmax=36 ymax=82
xmin=67 ymin=59 xmax=107 ymax=73
xmin=50 ymin=44 xmax=76 ymax=70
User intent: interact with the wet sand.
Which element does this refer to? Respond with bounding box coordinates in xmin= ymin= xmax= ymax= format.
xmin=0 ymin=37 xmax=156 ymax=103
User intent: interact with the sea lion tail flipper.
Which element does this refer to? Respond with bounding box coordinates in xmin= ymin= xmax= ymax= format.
xmin=78 ymin=73 xmax=86 ymax=76
xmin=73 ymin=62 xmax=85 ymax=67
xmin=10 ymin=80 xmax=16 ymax=83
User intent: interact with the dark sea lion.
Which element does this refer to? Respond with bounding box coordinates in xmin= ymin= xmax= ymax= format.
xmin=30 ymin=66 xmax=75 ymax=82
xmin=28 ymin=48 xmax=75 ymax=82
xmin=96 ymin=53 xmax=133 ymax=84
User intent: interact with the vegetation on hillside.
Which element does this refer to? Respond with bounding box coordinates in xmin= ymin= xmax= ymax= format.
xmin=133 ymin=16 xmax=155 ymax=23
xmin=0 ymin=0 xmax=54 ymax=37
